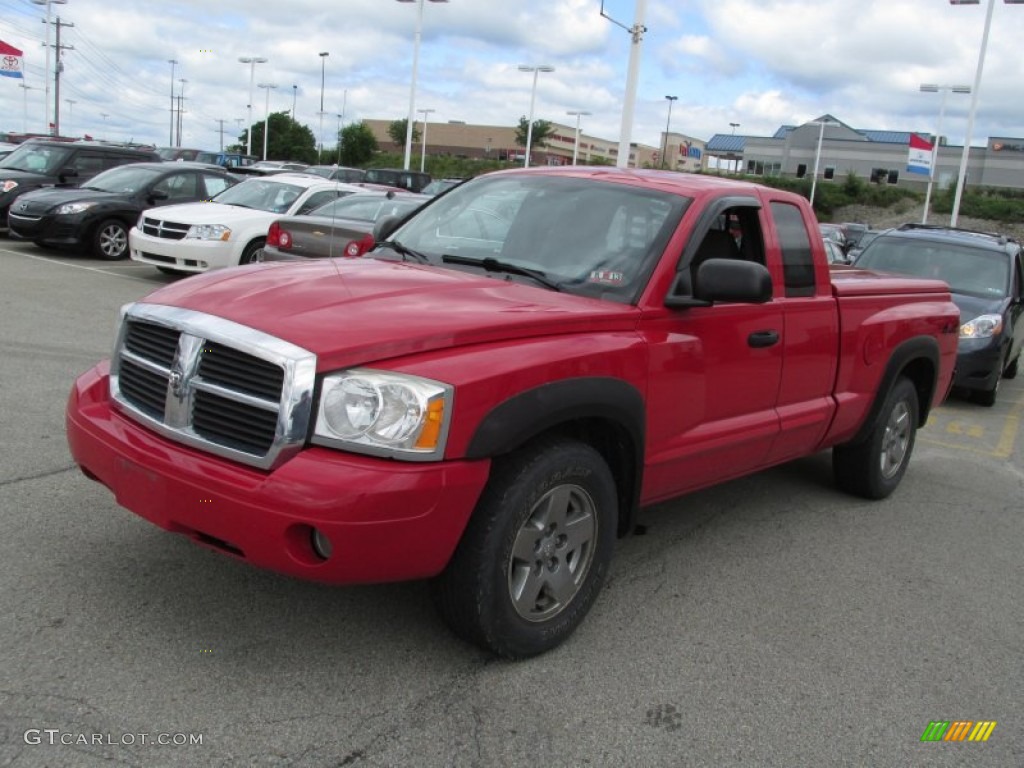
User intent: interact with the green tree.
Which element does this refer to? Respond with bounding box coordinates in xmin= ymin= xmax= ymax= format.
xmin=339 ymin=122 xmax=379 ymax=166
xmin=387 ymin=118 xmax=420 ymax=146
xmin=239 ymin=112 xmax=317 ymax=163
xmin=514 ymin=116 xmax=554 ymax=149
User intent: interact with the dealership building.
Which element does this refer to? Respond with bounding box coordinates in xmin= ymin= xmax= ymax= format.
xmin=706 ymin=114 xmax=1024 ymax=191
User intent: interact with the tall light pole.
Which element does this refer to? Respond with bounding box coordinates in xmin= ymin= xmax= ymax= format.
xmin=729 ymin=122 xmax=740 ymax=172
xmin=337 ymin=89 xmax=348 ymax=165
xmin=601 ymin=0 xmax=647 ymax=168
xmin=291 ymin=84 xmax=297 ymax=121
xmin=238 ymin=55 xmax=267 ymax=156
xmin=318 ymin=52 xmax=329 ymax=163
xmin=947 ymin=0 xmax=1024 ymax=226
xmin=809 ymin=119 xmax=839 ymax=209
xmin=19 ymin=84 xmax=36 ymax=133
xmin=167 ymin=59 xmax=177 ymax=145
xmin=661 ymin=95 xmax=677 ymax=169
xmin=566 ymin=110 xmax=591 ymax=166
xmin=919 ymin=84 xmax=971 ymax=224
xmin=65 ymin=98 xmax=75 ymax=136
xmin=519 ymin=64 xmax=555 ymax=168
xmin=417 ymin=108 xmax=435 ymax=173
xmin=258 ymin=82 xmax=277 ymax=161
xmin=176 ymin=78 xmax=187 ymax=147
xmin=31 ymin=0 xmax=67 ymax=135
xmin=396 ymin=0 xmax=449 ymax=171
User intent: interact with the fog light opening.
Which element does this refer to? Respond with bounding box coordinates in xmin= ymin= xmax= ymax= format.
xmin=310 ymin=528 xmax=333 ymax=561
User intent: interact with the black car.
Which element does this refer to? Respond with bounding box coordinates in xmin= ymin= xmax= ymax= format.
xmin=8 ymin=162 xmax=238 ymax=260
xmin=854 ymin=223 xmax=1024 ymax=406
xmin=363 ymin=168 xmax=432 ymax=193
xmin=0 ymin=140 xmax=160 ymax=232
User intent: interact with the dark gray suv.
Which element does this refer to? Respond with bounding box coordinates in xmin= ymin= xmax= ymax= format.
xmin=854 ymin=223 xmax=1024 ymax=406
xmin=0 ymin=140 xmax=160 ymax=232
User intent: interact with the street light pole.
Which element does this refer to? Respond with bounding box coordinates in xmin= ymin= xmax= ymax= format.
xmin=238 ymin=55 xmax=267 ymax=156
xmin=566 ymin=110 xmax=591 ymax=166
xmin=661 ymin=95 xmax=677 ymax=169
xmin=167 ymin=58 xmax=177 ymax=145
xmin=919 ymin=84 xmax=971 ymax=224
xmin=258 ymin=82 xmax=277 ymax=161
xmin=729 ymin=122 xmax=741 ymax=172
xmin=601 ymin=0 xmax=648 ymax=168
xmin=809 ymin=119 xmax=838 ymax=208
xmin=418 ymin=108 xmax=435 ymax=173
xmin=31 ymin=0 xmax=67 ymax=136
xmin=947 ymin=0 xmax=1024 ymax=227
xmin=519 ymin=64 xmax=555 ymax=168
xmin=396 ymin=0 xmax=449 ymax=171
xmin=177 ymin=78 xmax=187 ymax=147
xmin=337 ymin=89 xmax=347 ymax=165
xmin=19 ymin=84 xmax=35 ymax=133
xmin=318 ymin=52 xmax=329 ymax=163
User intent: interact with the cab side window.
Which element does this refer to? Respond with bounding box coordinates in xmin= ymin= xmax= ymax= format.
xmin=770 ymin=202 xmax=816 ymax=297
xmin=689 ymin=205 xmax=765 ymax=287
xmin=153 ymin=172 xmax=198 ymax=201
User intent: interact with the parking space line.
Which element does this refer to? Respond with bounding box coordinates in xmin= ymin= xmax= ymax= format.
xmin=1 ymin=248 xmax=157 ymax=283
xmin=920 ymin=394 xmax=1022 ymax=459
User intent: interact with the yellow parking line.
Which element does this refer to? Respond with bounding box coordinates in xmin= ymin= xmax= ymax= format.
xmin=921 ymin=393 xmax=1023 ymax=458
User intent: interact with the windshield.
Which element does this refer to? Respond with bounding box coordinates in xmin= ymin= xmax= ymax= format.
xmin=0 ymin=144 xmax=73 ymax=175
xmin=381 ymin=174 xmax=688 ymax=303
xmin=83 ymin=166 xmax=162 ymax=194
xmin=856 ymin=236 xmax=1011 ymax=298
xmin=212 ymin=178 xmax=306 ymax=213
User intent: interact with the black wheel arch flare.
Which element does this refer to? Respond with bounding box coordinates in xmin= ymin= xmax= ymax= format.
xmin=465 ymin=377 xmax=645 ymax=536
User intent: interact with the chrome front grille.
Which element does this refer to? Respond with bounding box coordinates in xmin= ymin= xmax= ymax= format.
xmin=140 ymin=217 xmax=190 ymax=240
xmin=110 ymin=304 xmax=317 ymax=470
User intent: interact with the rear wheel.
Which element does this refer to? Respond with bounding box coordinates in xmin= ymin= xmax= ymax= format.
xmin=431 ymin=438 xmax=617 ymax=659
xmin=239 ymin=238 xmax=265 ymax=265
xmin=92 ymin=219 xmax=129 ymax=260
xmin=833 ymin=377 xmax=918 ymax=499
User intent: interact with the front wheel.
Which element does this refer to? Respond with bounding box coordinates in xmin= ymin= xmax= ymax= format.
xmin=431 ymin=438 xmax=617 ymax=659
xmin=239 ymin=238 xmax=265 ymax=265
xmin=833 ymin=376 xmax=919 ymax=500
xmin=93 ymin=219 xmax=129 ymax=260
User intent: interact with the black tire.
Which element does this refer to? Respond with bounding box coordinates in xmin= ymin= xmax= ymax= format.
xmin=833 ymin=376 xmax=919 ymax=500
xmin=92 ymin=219 xmax=129 ymax=260
xmin=1002 ymin=354 xmax=1018 ymax=380
xmin=239 ymin=238 xmax=266 ymax=265
xmin=973 ymin=378 xmax=999 ymax=407
xmin=431 ymin=438 xmax=617 ymax=659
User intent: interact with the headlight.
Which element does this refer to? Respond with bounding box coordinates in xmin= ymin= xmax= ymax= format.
xmin=960 ymin=314 xmax=1003 ymax=339
xmin=1 ymin=180 xmax=18 ymax=193
xmin=54 ymin=202 xmax=96 ymax=215
xmin=313 ymin=369 xmax=452 ymax=460
xmin=185 ymin=224 xmax=231 ymax=241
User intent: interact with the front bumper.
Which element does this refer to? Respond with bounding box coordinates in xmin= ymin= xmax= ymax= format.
xmin=954 ymin=338 xmax=1004 ymax=393
xmin=66 ymin=362 xmax=490 ymax=584
xmin=129 ymin=228 xmax=238 ymax=273
xmin=8 ymin=210 xmax=87 ymax=246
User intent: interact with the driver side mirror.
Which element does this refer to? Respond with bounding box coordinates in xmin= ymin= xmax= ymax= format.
xmin=665 ymin=259 xmax=773 ymax=308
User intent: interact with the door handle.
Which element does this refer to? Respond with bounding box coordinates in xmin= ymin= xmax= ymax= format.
xmin=748 ymin=330 xmax=779 ymax=348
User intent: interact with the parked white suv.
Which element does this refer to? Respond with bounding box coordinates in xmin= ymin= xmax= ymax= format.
xmin=129 ymin=174 xmax=364 ymax=273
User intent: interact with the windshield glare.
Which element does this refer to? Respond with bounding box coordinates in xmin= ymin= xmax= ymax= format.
xmin=212 ymin=179 xmax=305 ymax=213
xmin=383 ymin=174 xmax=687 ymax=302
xmin=857 ymin=237 xmax=1011 ymax=298
xmin=0 ymin=144 xmax=73 ymax=175
xmin=84 ymin=166 xmax=162 ymax=194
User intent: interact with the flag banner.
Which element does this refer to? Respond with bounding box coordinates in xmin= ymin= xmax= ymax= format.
xmin=0 ymin=40 xmax=24 ymax=79
xmin=907 ymin=133 xmax=933 ymax=175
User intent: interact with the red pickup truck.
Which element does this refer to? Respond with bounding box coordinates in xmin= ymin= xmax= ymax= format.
xmin=66 ymin=168 xmax=959 ymax=658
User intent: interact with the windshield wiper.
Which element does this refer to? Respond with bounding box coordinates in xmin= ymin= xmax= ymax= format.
xmin=380 ymin=240 xmax=430 ymax=263
xmin=441 ymin=255 xmax=562 ymax=291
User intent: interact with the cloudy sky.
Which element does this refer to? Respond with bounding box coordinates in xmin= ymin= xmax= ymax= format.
xmin=1 ymin=0 xmax=1022 ymax=152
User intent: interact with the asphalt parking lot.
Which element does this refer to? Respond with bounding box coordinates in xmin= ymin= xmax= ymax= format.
xmin=1 ymin=241 xmax=1021 ymax=767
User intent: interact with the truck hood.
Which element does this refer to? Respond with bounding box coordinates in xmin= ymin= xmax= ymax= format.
xmin=139 ymin=259 xmax=639 ymax=370
xmin=143 ymin=202 xmax=274 ymax=227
